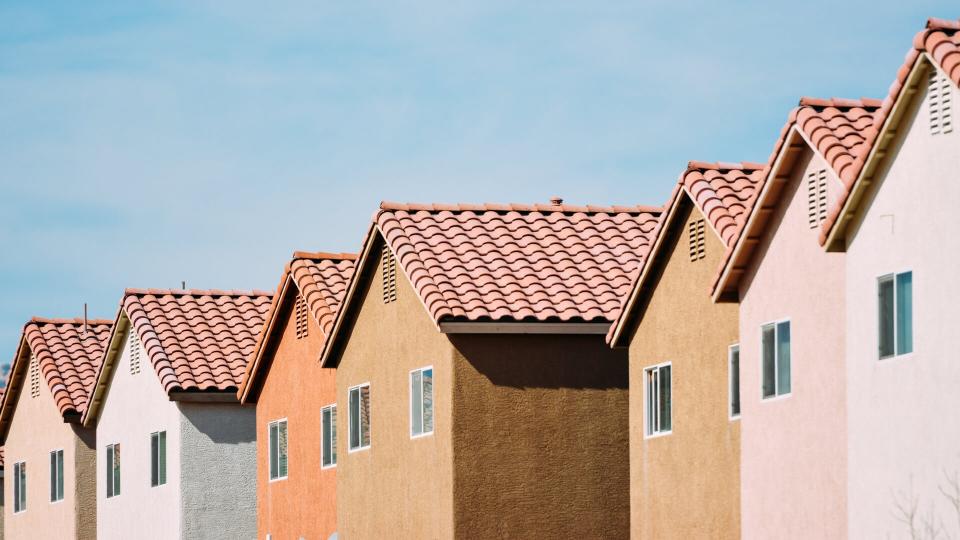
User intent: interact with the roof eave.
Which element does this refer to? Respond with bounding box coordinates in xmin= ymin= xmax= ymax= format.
xmin=237 ymin=275 xmax=295 ymax=404
xmin=81 ymin=306 xmax=129 ymax=428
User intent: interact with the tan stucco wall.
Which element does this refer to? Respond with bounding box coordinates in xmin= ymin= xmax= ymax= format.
xmin=449 ymin=333 xmax=630 ymax=539
xmin=627 ymin=200 xmax=740 ymax=539
xmin=4 ymin=348 xmax=96 ymax=540
xmin=335 ymin=244 xmax=455 ymax=539
xmin=256 ymin=288 xmax=337 ymax=539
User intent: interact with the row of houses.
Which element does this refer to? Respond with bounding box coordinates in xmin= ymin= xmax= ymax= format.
xmin=0 ymin=16 xmax=957 ymax=540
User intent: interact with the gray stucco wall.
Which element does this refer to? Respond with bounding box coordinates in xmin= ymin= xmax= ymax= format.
xmin=178 ymin=402 xmax=257 ymax=540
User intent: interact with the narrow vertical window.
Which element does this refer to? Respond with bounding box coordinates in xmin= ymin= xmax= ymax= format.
xmin=49 ymin=449 xmax=64 ymax=502
xmin=321 ymin=405 xmax=337 ymax=468
xmin=879 ymin=271 xmax=913 ymax=358
xmin=761 ymin=321 xmax=791 ymax=398
xmin=151 ymin=431 xmax=167 ymax=487
xmin=645 ymin=363 xmax=672 ymax=436
xmin=729 ymin=345 xmax=741 ymax=419
xmin=268 ymin=420 xmax=288 ymax=480
xmin=349 ymin=383 xmax=371 ymax=451
xmin=106 ymin=444 xmax=120 ymax=498
xmin=14 ymin=461 xmax=26 ymax=513
xmin=410 ymin=367 xmax=434 ymax=438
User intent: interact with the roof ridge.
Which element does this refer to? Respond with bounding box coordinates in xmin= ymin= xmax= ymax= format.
xmin=927 ymin=17 xmax=960 ymax=31
xmin=379 ymin=200 xmax=663 ymax=215
xmin=28 ymin=317 xmax=114 ymax=326
xmin=291 ymin=250 xmax=358 ymax=261
xmin=798 ymin=96 xmax=884 ymax=109
xmin=123 ymin=288 xmax=274 ymax=297
xmin=685 ymin=160 xmax=766 ymax=172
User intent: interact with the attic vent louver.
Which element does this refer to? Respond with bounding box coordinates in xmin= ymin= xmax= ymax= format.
xmin=29 ymin=354 xmax=40 ymax=398
xmin=382 ymin=245 xmax=398 ymax=303
xmin=129 ymin=330 xmax=141 ymax=375
xmin=807 ymin=169 xmax=828 ymax=228
xmin=295 ymin=295 xmax=309 ymax=339
xmin=688 ymin=218 xmax=706 ymax=261
xmin=930 ymin=68 xmax=954 ymax=135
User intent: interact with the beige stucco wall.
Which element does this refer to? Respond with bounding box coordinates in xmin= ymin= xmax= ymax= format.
xmin=627 ymin=200 xmax=740 ymax=539
xmin=335 ymin=243 xmax=455 ymax=539
xmin=4 ymin=348 xmax=96 ymax=540
xmin=450 ymin=333 xmax=630 ymax=539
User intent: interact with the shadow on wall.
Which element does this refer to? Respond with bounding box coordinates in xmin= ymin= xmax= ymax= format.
xmin=449 ymin=334 xmax=628 ymax=390
xmin=180 ymin=404 xmax=256 ymax=445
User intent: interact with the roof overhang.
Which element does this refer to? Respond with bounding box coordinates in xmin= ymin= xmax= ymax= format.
xmin=439 ymin=322 xmax=610 ymax=335
xmin=170 ymin=391 xmax=240 ymax=403
xmin=82 ymin=307 xmax=129 ymax=427
xmin=0 ymin=333 xmax=31 ymax=444
xmin=237 ymin=275 xmax=295 ymax=404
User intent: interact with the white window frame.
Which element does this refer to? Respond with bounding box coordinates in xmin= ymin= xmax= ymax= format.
xmin=348 ymin=383 xmax=371 ymax=453
xmin=409 ymin=366 xmax=434 ymax=439
xmin=644 ymin=361 xmax=672 ymax=439
xmin=14 ymin=460 xmax=26 ymax=514
xmin=49 ymin=448 xmax=64 ymax=504
xmin=268 ymin=419 xmax=288 ymax=482
xmin=150 ymin=430 xmax=167 ymax=487
xmin=760 ymin=318 xmax=792 ymax=401
xmin=878 ymin=270 xmax=914 ymax=361
xmin=728 ymin=344 xmax=741 ymax=421
xmin=106 ymin=443 xmax=120 ymax=498
xmin=321 ymin=404 xmax=337 ymax=470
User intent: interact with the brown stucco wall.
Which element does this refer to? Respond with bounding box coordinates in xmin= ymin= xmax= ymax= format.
xmin=255 ymin=286 xmax=337 ymax=539
xmin=335 ymin=243 xmax=455 ymax=539
xmin=626 ymin=199 xmax=740 ymax=539
xmin=73 ymin=425 xmax=97 ymax=540
xmin=449 ymin=334 xmax=630 ymax=538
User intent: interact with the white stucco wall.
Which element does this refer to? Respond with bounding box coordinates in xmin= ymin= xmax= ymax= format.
xmin=845 ymin=63 xmax=960 ymax=538
xmin=738 ymin=149 xmax=848 ymax=539
xmin=95 ymin=328 xmax=183 ymax=540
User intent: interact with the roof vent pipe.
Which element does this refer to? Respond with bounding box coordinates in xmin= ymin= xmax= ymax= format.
xmin=550 ymin=196 xmax=563 ymax=206
xmin=83 ymin=303 xmax=88 ymax=334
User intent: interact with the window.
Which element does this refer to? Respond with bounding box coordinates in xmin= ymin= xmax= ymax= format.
xmin=268 ymin=420 xmax=288 ymax=481
xmin=930 ymin=68 xmax=953 ymax=135
xmin=729 ymin=345 xmax=741 ymax=419
xmin=348 ymin=384 xmax=371 ymax=451
xmin=14 ymin=461 xmax=26 ymax=513
xmin=382 ymin=246 xmax=397 ymax=303
xmin=807 ymin=169 xmax=828 ymax=227
xmin=410 ymin=367 xmax=434 ymax=438
xmin=645 ymin=363 xmax=672 ymax=436
xmin=762 ymin=321 xmax=791 ymax=398
xmin=129 ymin=330 xmax=141 ymax=375
xmin=295 ymin=295 xmax=308 ymax=339
xmin=879 ymin=271 xmax=913 ymax=359
xmin=30 ymin=354 xmax=40 ymax=398
xmin=688 ymin=218 xmax=706 ymax=261
xmin=151 ymin=431 xmax=167 ymax=487
xmin=106 ymin=444 xmax=120 ymax=498
xmin=49 ymin=450 xmax=64 ymax=502
xmin=321 ymin=405 xmax=337 ymax=469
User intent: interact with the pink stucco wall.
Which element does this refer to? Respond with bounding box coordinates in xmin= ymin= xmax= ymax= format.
xmin=737 ymin=147 xmax=847 ymax=539
xmin=844 ymin=62 xmax=960 ymax=538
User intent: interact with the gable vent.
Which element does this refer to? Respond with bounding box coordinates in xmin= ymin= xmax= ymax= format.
xmin=930 ymin=68 xmax=954 ymax=135
xmin=295 ymin=295 xmax=309 ymax=339
xmin=807 ymin=168 xmax=828 ymax=228
xmin=129 ymin=330 xmax=142 ymax=375
xmin=29 ymin=354 xmax=40 ymax=398
xmin=382 ymin=245 xmax=398 ymax=304
xmin=688 ymin=218 xmax=706 ymax=261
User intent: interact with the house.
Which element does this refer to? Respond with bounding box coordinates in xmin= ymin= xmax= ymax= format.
xmin=0 ymin=317 xmax=112 ymax=540
xmin=712 ymin=97 xmax=883 ymax=537
xmin=81 ymin=289 xmax=271 ymax=540
xmin=319 ymin=200 xmax=661 ymax=539
xmin=819 ymin=18 xmax=960 ymax=538
xmin=608 ymin=162 xmax=765 ymax=539
xmin=237 ymin=252 xmax=356 ymax=540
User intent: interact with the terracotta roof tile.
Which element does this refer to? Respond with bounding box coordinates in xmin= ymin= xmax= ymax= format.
xmin=680 ymin=161 xmax=767 ymax=247
xmin=122 ymin=289 xmax=273 ymax=393
xmin=375 ymin=201 xmax=662 ymax=324
xmin=821 ymin=18 xmax=960 ymax=245
xmin=22 ymin=318 xmax=112 ymax=416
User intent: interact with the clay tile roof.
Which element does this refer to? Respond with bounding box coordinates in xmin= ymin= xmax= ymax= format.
xmin=375 ymin=200 xmax=662 ymax=324
xmin=820 ymin=17 xmax=960 ymax=245
xmin=23 ymin=318 xmax=112 ymax=416
xmin=122 ymin=289 xmax=273 ymax=393
xmin=680 ymin=161 xmax=767 ymax=247
xmin=286 ymin=252 xmax=358 ymax=336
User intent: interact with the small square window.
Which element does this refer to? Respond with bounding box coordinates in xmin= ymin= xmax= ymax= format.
xmin=879 ymin=271 xmax=913 ymax=359
xmin=645 ymin=363 xmax=672 ymax=437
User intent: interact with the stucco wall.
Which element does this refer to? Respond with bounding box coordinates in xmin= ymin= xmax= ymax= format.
xmin=335 ymin=244 xmax=455 ymax=539
xmin=844 ymin=64 xmax=960 ymax=538
xmin=4 ymin=347 xmax=96 ymax=540
xmin=738 ymin=149 xmax=847 ymax=539
xmin=179 ymin=402 xmax=256 ymax=540
xmin=450 ymin=333 xmax=629 ymax=539
xmin=255 ymin=288 xmax=337 ymax=540
xmin=627 ymin=200 xmax=740 ymax=539
xmin=96 ymin=326 xmax=183 ymax=540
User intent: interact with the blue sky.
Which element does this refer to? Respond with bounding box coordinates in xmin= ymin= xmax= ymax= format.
xmin=0 ymin=1 xmax=954 ymax=360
